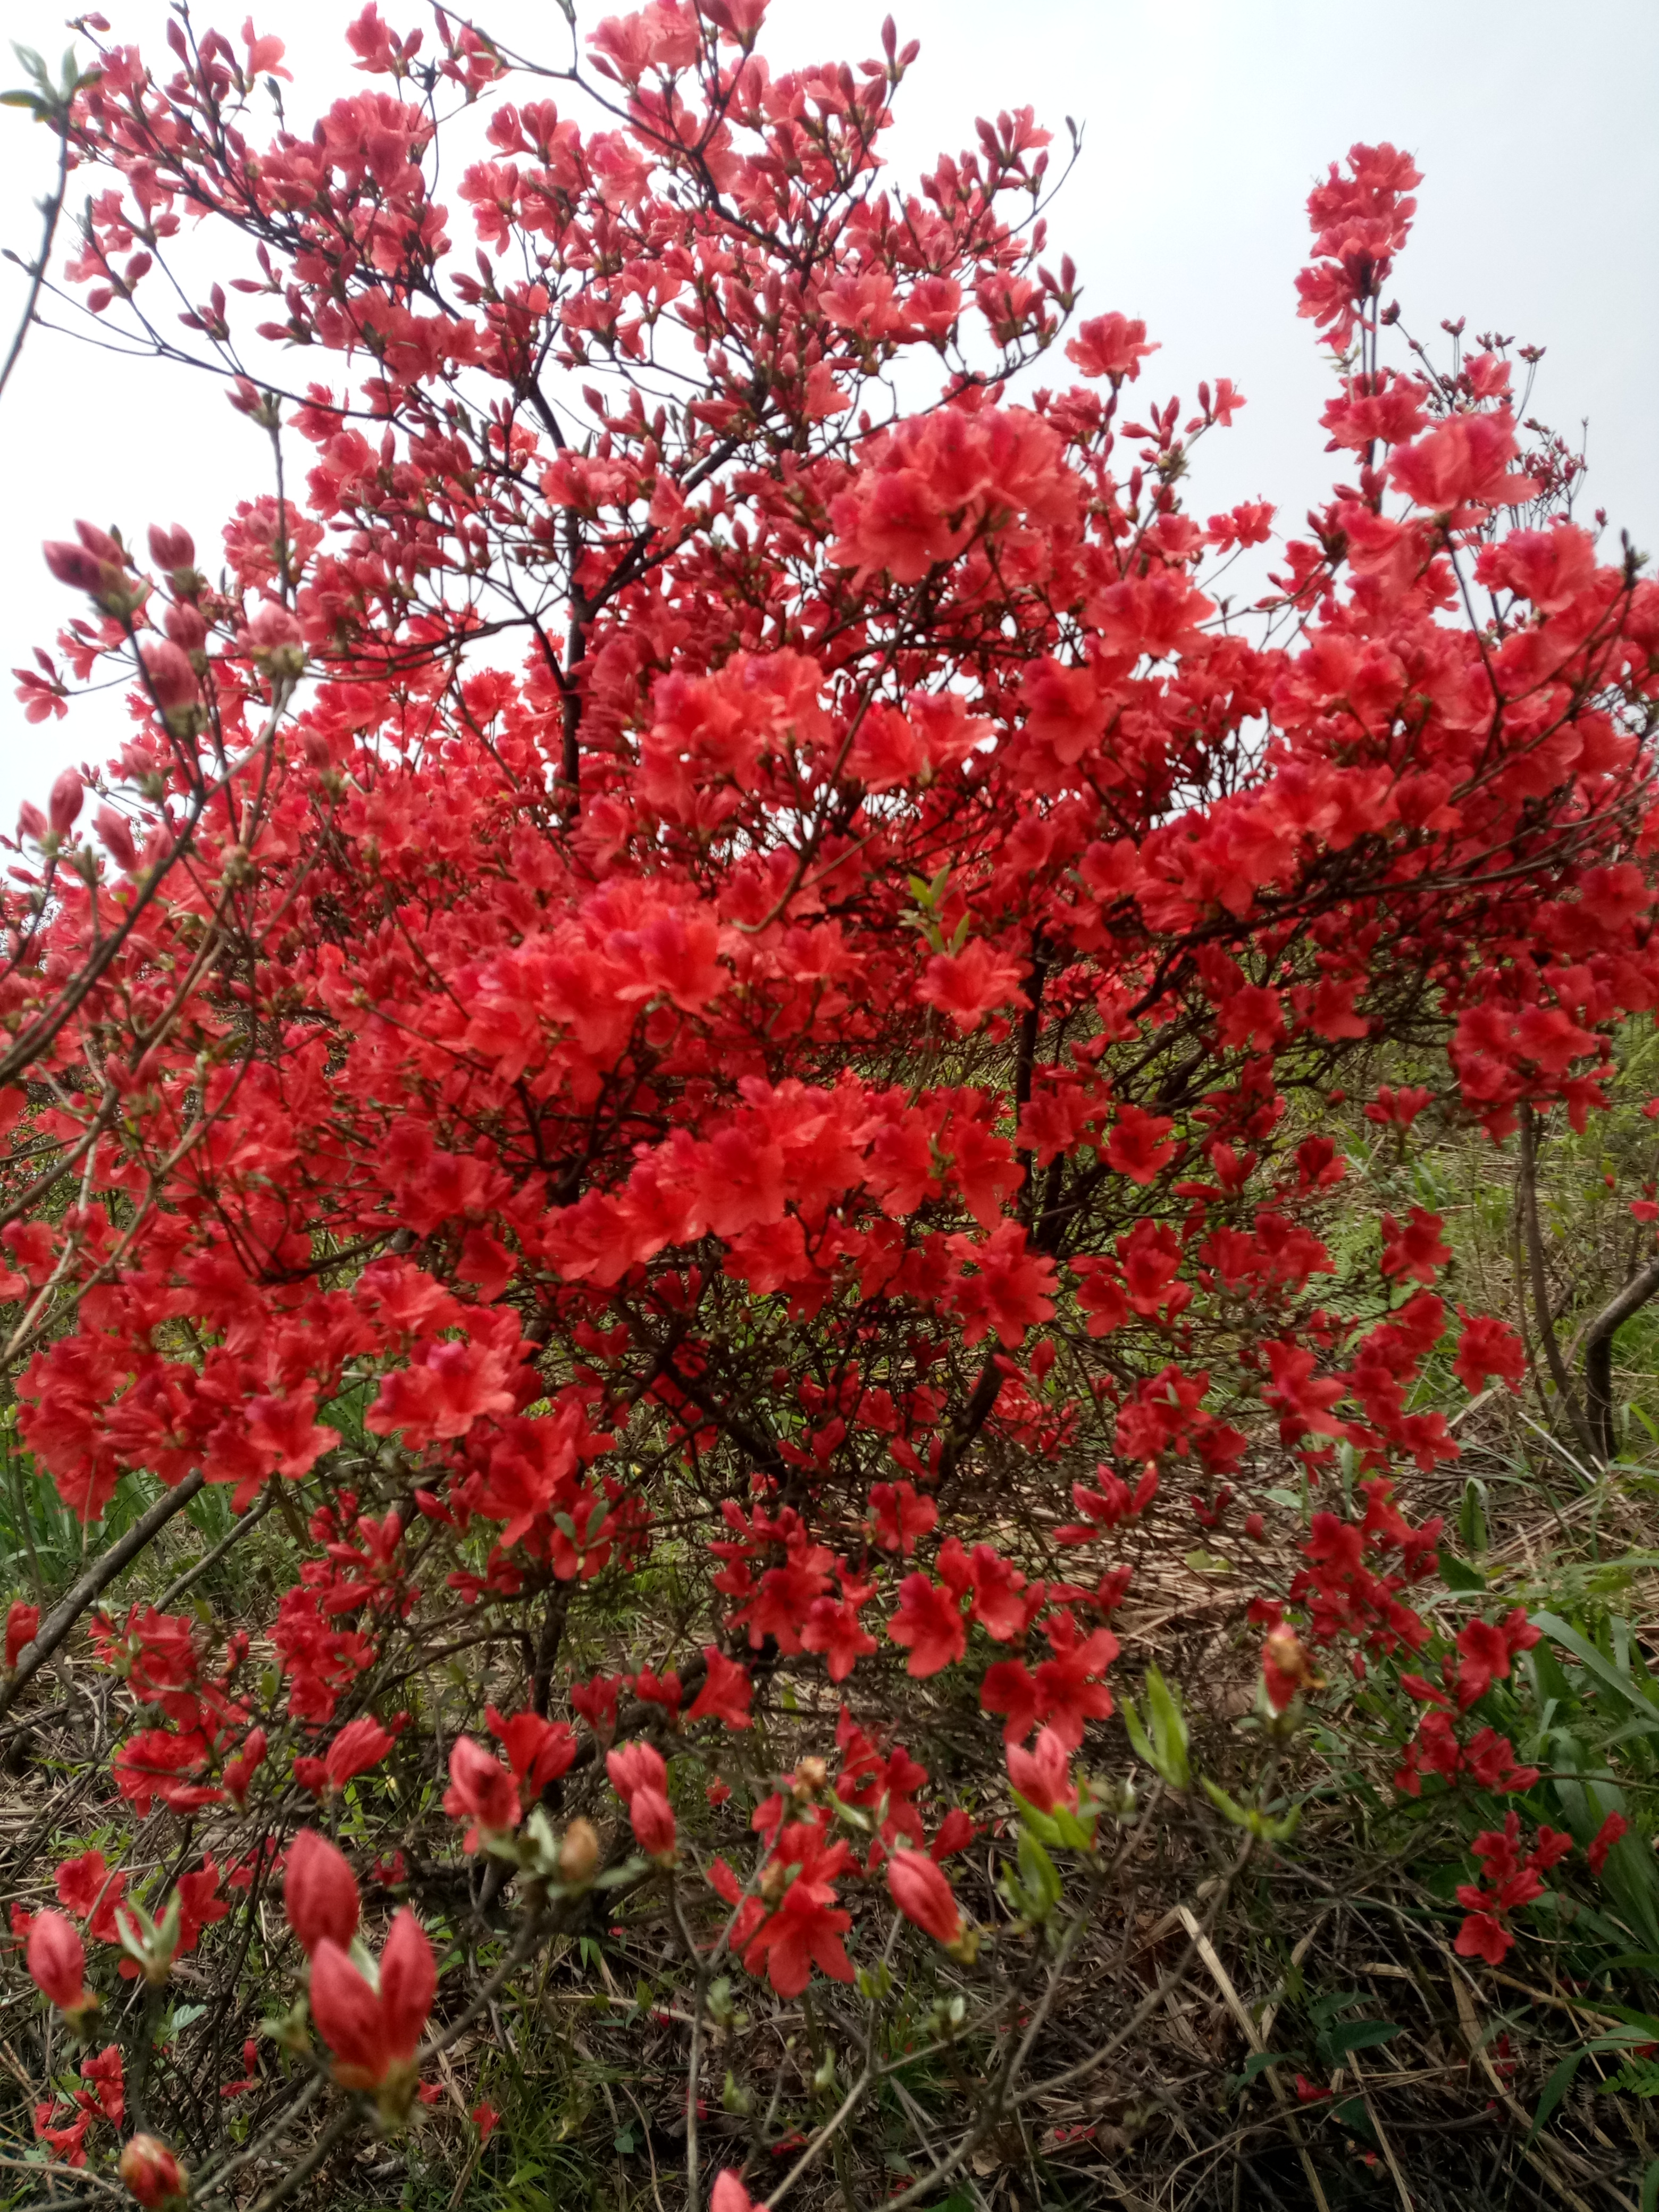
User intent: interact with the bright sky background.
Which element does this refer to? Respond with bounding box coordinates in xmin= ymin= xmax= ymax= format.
xmin=1 ymin=0 xmax=1655 ymax=830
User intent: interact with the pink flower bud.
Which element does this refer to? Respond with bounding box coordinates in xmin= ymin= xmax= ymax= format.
xmin=325 ymin=1714 xmax=395 ymax=1791
xmin=164 ymin=601 xmax=208 ymax=653
xmin=443 ymin=1735 xmax=520 ymax=1845
xmin=43 ymin=540 xmax=109 ymax=592
xmin=307 ymin=1941 xmax=379 ymax=2080
xmin=95 ymin=808 xmax=140 ymax=873
xmin=246 ymin=601 xmax=302 ymax=648
xmin=627 ymin=1783 xmax=677 ymax=1859
xmin=27 ymin=1908 xmax=88 ymax=2011
xmin=244 ymin=600 xmax=305 ymax=677
xmin=378 ymin=1906 xmax=437 ymax=2064
xmin=606 ymin=1739 xmax=668 ymax=1804
xmin=74 ymin=519 xmax=123 ymax=564
xmin=1006 ymin=1728 xmax=1076 ymax=1815
xmin=118 ymin=2133 xmax=187 ymax=2209
xmin=886 ymin=1847 xmax=963 ymax=1947
xmin=309 ymin=1908 xmax=435 ymax=2090
xmin=139 ymin=640 xmax=199 ymax=715
xmin=283 ymin=1828 xmax=360 ymax=1956
xmin=48 ymin=769 xmax=83 ymax=836
xmin=147 ymin=523 xmax=196 ymax=572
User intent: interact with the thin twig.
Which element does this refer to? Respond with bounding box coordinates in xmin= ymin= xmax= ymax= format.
xmin=0 ymin=114 xmax=69 ymax=403
xmin=156 ymin=1488 xmax=275 ymax=1609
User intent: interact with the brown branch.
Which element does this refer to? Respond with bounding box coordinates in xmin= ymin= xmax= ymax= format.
xmin=1582 ymin=1252 xmax=1659 ymax=1463
xmin=1517 ymin=1104 xmax=1597 ymax=1460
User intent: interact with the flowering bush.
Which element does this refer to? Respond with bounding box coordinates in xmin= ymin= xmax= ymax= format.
xmin=2 ymin=3 xmax=1658 ymax=2205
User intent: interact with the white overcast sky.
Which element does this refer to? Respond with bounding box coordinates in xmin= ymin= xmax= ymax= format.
xmin=1 ymin=0 xmax=1655 ymax=830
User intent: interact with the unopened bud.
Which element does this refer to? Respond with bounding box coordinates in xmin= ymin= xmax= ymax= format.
xmin=244 ymin=600 xmax=305 ymax=681
xmin=228 ymin=378 xmax=282 ymax=429
xmin=43 ymin=539 xmax=110 ymax=593
xmin=164 ymin=601 xmax=208 ymax=655
xmin=95 ymin=808 xmax=140 ymax=874
xmin=115 ymin=1894 xmax=181 ymax=1988
xmin=49 ymin=769 xmax=84 ymax=836
xmin=26 ymin=1909 xmax=90 ymax=2016
xmin=139 ymin=640 xmax=202 ymax=733
xmin=1262 ymin=1624 xmax=1318 ymax=1716
xmin=74 ymin=519 xmax=123 ymax=565
xmin=44 ymin=523 xmax=145 ymax=616
xmin=118 ymin=2132 xmax=188 ymax=2209
xmin=147 ymin=523 xmax=196 ymax=572
xmin=559 ymin=1816 xmax=600 ymax=1887
xmin=283 ymin=1828 xmax=360 ymax=1956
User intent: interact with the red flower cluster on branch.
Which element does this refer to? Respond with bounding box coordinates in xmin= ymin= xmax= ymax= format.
xmin=1 ymin=0 xmax=1656 ymax=2179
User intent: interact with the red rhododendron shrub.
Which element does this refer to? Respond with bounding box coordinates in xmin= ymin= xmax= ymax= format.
xmin=2 ymin=3 xmax=1657 ymax=2204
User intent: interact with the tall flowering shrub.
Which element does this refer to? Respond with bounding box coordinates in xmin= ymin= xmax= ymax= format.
xmin=3 ymin=3 xmax=1658 ymax=2202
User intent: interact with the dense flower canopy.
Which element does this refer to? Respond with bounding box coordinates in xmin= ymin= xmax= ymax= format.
xmin=2 ymin=2 xmax=1657 ymax=2199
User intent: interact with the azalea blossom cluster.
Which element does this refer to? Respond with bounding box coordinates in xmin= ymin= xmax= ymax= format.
xmin=2 ymin=0 xmax=1656 ymax=2199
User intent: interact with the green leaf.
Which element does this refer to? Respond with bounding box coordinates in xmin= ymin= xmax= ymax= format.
xmin=1458 ymin=1478 xmax=1488 ymax=1555
xmin=1050 ymin=1803 xmax=1099 ymax=1851
xmin=1120 ymin=1691 xmax=1156 ymax=1775
xmin=1016 ymin=1828 xmax=1062 ymax=1921
xmin=1009 ymin=1787 xmax=1062 ymax=1848
xmin=1527 ymin=1639 xmax=1576 ymax=1708
xmin=595 ymin=1858 xmax=649 ymax=1890
xmin=1437 ymin=1546 xmax=1487 ymax=1593
xmin=1143 ymin=1664 xmax=1191 ymax=1790
xmin=1307 ymin=1989 xmax=1368 ymax=2027
xmin=1253 ymin=1802 xmax=1302 ymax=1845
xmin=1201 ymin=1775 xmax=1251 ymax=1828
xmin=1229 ymin=2050 xmax=1288 ymax=2093
xmin=1528 ymin=2051 xmax=1583 ymax=2143
xmin=1642 ymin=2157 xmax=1659 ymax=2212
xmin=1599 ymin=2058 xmax=1659 ymax=2099
xmin=1322 ymin=2020 xmax=1401 ymax=2062
xmin=1534 ymin=1611 xmax=1659 ymax=1713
